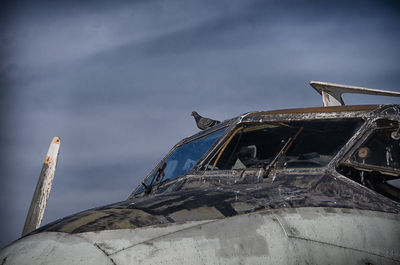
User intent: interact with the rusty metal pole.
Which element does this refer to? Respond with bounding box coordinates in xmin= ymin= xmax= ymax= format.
xmin=22 ymin=137 xmax=61 ymax=236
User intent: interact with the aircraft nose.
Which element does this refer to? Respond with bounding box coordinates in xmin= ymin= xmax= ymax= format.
xmin=0 ymin=232 xmax=114 ymax=265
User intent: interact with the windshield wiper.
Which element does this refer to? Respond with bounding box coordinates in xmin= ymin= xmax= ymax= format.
xmin=263 ymin=127 xmax=304 ymax=178
xmin=142 ymin=162 xmax=167 ymax=194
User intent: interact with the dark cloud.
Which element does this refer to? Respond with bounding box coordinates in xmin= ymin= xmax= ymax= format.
xmin=1 ymin=0 xmax=400 ymax=249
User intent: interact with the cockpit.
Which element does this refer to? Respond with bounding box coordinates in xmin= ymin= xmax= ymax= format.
xmin=202 ymin=119 xmax=362 ymax=171
xmin=132 ymin=106 xmax=400 ymax=204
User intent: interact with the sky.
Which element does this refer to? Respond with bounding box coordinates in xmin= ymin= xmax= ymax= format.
xmin=1 ymin=0 xmax=400 ymax=249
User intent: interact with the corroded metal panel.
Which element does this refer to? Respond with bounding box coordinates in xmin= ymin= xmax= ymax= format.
xmin=0 ymin=232 xmax=113 ymax=265
xmin=29 ymin=170 xmax=400 ymax=235
xmin=248 ymin=105 xmax=379 ymax=116
xmin=3 ymin=208 xmax=398 ymax=264
xmin=108 ymin=208 xmax=400 ymax=264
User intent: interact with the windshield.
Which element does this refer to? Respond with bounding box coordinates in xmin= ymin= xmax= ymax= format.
xmin=350 ymin=128 xmax=400 ymax=171
xmin=207 ymin=119 xmax=363 ymax=170
xmin=135 ymin=128 xmax=225 ymax=194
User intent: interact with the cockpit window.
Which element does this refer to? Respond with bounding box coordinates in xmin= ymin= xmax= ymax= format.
xmin=135 ymin=128 xmax=225 ymax=195
xmin=206 ymin=119 xmax=363 ymax=170
xmin=338 ymin=120 xmax=400 ymax=202
xmin=350 ymin=129 xmax=400 ymax=170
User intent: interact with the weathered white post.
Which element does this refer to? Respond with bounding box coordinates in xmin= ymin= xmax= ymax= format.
xmin=22 ymin=137 xmax=61 ymax=236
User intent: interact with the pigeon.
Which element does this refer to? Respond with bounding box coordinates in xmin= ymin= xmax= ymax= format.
xmin=191 ymin=111 xmax=221 ymax=130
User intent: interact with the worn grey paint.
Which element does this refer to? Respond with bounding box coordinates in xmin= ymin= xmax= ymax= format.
xmin=1 ymin=207 xmax=399 ymax=264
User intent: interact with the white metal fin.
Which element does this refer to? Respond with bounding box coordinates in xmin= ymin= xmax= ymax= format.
xmin=310 ymin=81 xmax=400 ymax=107
xmin=22 ymin=137 xmax=61 ymax=236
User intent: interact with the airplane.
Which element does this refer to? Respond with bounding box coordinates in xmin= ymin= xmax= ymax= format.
xmin=1 ymin=81 xmax=399 ymax=264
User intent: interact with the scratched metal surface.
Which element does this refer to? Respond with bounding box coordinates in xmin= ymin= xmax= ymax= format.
xmin=30 ymin=170 xmax=400 ymax=235
xmin=4 ymin=207 xmax=400 ymax=265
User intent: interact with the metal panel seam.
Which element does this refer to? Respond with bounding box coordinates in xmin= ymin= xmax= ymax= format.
xmin=273 ymin=215 xmax=399 ymax=262
xmin=109 ymin=219 xmax=219 ymax=256
xmin=73 ymin=234 xmax=117 ymax=265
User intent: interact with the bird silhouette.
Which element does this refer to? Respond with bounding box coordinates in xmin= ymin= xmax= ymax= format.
xmin=191 ymin=111 xmax=221 ymax=130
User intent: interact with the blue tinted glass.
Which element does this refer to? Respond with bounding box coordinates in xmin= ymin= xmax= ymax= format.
xmin=136 ymin=128 xmax=225 ymax=194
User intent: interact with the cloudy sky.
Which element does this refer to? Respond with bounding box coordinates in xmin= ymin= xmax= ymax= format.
xmin=1 ymin=0 xmax=399 ymax=248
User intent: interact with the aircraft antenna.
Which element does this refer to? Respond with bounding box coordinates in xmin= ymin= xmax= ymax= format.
xmin=310 ymin=81 xmax=400 ymax=107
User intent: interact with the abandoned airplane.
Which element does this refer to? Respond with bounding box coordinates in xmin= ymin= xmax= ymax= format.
xmin=1 ymin=81 xmax=399 ymax=264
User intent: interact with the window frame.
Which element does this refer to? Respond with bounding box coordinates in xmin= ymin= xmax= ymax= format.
xmin=202 ymin=118 xmax=365 ymax=172
xmin=341 ymin=119 xmax=400 ymax=176
xmin=131 ymin=126 xmax=228 ymax=196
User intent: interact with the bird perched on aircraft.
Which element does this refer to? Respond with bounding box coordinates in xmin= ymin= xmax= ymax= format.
xmin=191 ymin=111 xmax=220 ymax=130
